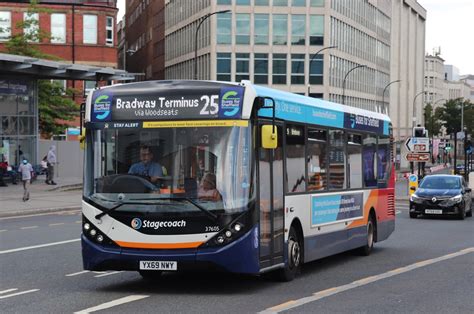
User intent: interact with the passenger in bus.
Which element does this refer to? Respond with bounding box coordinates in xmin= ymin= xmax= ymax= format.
xmin=197 ymin=173 xmax=222 ymax=201
xmin=128 ymin=145 xmax=163 ymax=183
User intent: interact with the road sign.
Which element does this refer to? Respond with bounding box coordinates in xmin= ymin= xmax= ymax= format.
xmin=405 ymin=137 xmax=430 ymax=152
xmin=409 ymin=174 xmax=418 ymax=196
xmin=404 ymin=152 xmax=431 ymax=162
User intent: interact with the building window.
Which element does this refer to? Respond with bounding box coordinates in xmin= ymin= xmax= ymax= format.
xmin=255 ymin=0 xmax=269 ymax=5
xmin=309 ymin=54 xmax=323 ymax=84
xmin=217 ymin=13 xmax=232 ymax=44
xmin=274 ymin=0 xmax=288 ymax=6
xmin=253 ymin=53 xmax=268 ymax=84
xmin=106 ymin=16 xmax=114 ymax=46
xmin=292 ymin=0 xmax=306 ymax=6
xmin=291 ymin=54 xmax=305 ymax=84
xmin=217 ymin=0 xmax=232 ymax=4
xmin=272 ymin=14 xmax=288 ymax=45
xmin=23 ymin=12 xmax=39 ymax=42
xmin=310 ymin=15 xmax=324 ymax=45
xmin=307 ymin=128 xmax=327 ymax=191
xmin=236 ymin=53 xmax=250 ymax=82
xmin=286 ymin=124 xmax=306 ymax=193
xmin=235 ymin=14 xmax=250 ymax=44
xmin=51 ymin=13 xmax=66 ymax=44
xmin=310 ymin=0 xmax=324 ymax=6
xmin=272 ymin=54 xmax=287 ymax=85
xmin=0 ymin=11 xmax=11 ymax=41
xmin=291 ymin=15 xmax=306 ymax=45
xmin=216 ymin=53 xmax=231 ymax=81
xmin=236 ymin=0 xmax=250 ymax=4
xmin=254 ymin=14 xmax=269 ymax=45
xmin=83 ymin=15 xmax=97 ymax=44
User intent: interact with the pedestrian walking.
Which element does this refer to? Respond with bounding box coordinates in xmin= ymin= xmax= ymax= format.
xmin=46 ymin=145 xmax=57 ymax=185
xmin=18 ymin=159 xmax=33 ymax=201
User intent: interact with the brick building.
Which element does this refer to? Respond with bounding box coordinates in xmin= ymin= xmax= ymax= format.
xmin=0 ymin=0 xmax=119 ymax=137
xmin=123 ymin=0 xmax=165 ymax=80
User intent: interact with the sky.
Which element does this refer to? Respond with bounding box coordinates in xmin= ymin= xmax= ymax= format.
xmin=117 ymin=0 xmax=474 ymax=75
xmin=418 ymin=0 xmax=474 ymax=75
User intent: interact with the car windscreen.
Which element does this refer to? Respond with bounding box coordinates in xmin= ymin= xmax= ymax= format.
xmin=419 ymin=177 xmax=461 ymax=189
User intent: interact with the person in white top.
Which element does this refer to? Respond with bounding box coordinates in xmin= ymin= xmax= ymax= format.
xmin=18 ymin=159 xmax=33 ymax=201
xmin=46 ymin=145 xmax=57 ymax=185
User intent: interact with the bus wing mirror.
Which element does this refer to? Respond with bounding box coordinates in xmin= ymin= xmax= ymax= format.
xmin=261 ymin=125 xmax=278 ymax=149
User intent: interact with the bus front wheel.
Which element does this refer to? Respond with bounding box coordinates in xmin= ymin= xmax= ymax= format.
xmin=275 ymin=226 xmax=301 ymax=282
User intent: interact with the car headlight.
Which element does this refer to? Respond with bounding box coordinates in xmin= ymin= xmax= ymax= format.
xmin=449 ymin=195 xmax=462 ymax=204
xmin=410 ymin=194 xmax=422 ymax=203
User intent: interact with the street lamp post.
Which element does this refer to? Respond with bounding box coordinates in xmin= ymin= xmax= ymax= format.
xmin=342 ymin=64 xmax=367 ymax=105
xmin=307 ymin=45 xmax=337 ymax=97
xmin=194 ymin=10 xmax=231 ymax=80
xmin=412 ymin=91 xmax=424 ymax=128
xmin=382 ymin=79 xmax=401 ymax=115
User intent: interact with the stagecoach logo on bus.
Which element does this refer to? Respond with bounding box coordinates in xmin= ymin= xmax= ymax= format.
xmin=131 ymin=218 xmax=186 ymax=230
xmin=92 ymin=92 xmax=113 ymax=122
xmin=311 ymin=193 xmax=363 ymax=226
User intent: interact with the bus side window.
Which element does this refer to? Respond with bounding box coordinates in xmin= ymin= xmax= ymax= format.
xmin=377 ymin=136 xmax=391 ymax=188
xmin=286 ymin=124 xmax=306 ymax=193
xmin=363 ymin=134 xmax=377 ymax=187
xmin=307 ymin=128 xmax=327 ymax=191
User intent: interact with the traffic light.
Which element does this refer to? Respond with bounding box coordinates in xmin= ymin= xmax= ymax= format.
xmin=413 ymin=126 xmax=427 ymax=137
xmin=445 ymin=143 xmax=451 ymax=152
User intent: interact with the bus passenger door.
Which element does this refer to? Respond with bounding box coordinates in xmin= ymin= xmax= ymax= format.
xmin=258 ymin=122 xmax=285 ymax=269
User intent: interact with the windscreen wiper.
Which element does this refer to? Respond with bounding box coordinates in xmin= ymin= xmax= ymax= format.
xmin=130 ymin=197 xmax=219 ymax=222
xmin=89 ymin=196 xmax=159 ymax=220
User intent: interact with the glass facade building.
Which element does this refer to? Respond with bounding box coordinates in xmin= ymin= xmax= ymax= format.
xmin=0 ymin=77 xmax=37 ymax=167
xmin=164 ymin=0 xmax=392 ymax=112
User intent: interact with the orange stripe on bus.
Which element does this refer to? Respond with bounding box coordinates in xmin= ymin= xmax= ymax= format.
xmin=115 ymin=241 xmax=204 ymax=249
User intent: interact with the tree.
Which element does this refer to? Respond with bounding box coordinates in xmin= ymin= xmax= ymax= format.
xmin=423 ymin=103 xmax=443 ymax=136
xmin=438 ymin=98 xmax=474 ymax=135
xmin=2 ymin=0 xmax=79 ymax=137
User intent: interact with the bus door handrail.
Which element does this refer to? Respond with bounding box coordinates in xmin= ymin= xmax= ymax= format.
xmin=257 ymin=96 xmax=276 ymax=132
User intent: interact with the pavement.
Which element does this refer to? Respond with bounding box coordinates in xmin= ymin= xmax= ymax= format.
xmin=0 ymin=165 xmax=454 ymax=218
xmin=0 ymin=175 xmax=82 ymax=217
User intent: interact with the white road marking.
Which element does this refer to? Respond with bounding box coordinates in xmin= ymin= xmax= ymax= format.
xmin=66 ymin=270 xmax=90 ymax=277
xmin=0 ymin=288 xmax=18 ymax=294
xmin=0 ymin=289 xmax=39 ymax=300
xmin=74 ymin=295 xmax=149 ymax=313
xmin=395 ymin=210 xmax=401 ymax=215
xmin=0 ymin=229 xmax=7 ymax=232
xmin=0 ymin=210 xmax=80 ymax=220
xmin=20 ymin=226 xmax=38 ymax=230
xmin=49 ymin=223 xmax=65 ymax=226
xmin=260 ymin=247 xmax=474 ymax=313
xmin=94 ymin=271 xmax=123 ymax=278
xmin=0 ymin=239 xmax=80 ymax=255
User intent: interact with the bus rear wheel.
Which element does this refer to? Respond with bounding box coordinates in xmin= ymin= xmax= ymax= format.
xmin=138 ymin=270 xmax=163 ymax=280
xmin=357 ymin=216 xmax=375 ymax=256
xmin=274 ymin=226 xmax=301 ymax=282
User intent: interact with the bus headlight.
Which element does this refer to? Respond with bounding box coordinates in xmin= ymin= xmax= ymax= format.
xmin=82 ymin=215 xmax=118 ymax=247
xmin=201 ymin=211 xmax=254 ymax=248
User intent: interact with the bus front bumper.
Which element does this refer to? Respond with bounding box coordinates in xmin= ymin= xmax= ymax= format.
xmin=82 ymin=226 xmax=260 ymax=275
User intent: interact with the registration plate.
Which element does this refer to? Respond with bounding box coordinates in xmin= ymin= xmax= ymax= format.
xmin=140 ymin=260 xmax=177 ymax=271
xmin=425 ymin=209 xmax=443 ymax=214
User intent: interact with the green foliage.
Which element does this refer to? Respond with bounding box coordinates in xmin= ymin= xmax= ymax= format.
xmin=3 ymin=0 xmax=79 ymax=137
xmin=437 ymin=98 xmax=474 ymax=135
xmin=423 ymin=103 xmax=443 ymax=136
xmin=38 ymin=81 xmax=80 ymax=136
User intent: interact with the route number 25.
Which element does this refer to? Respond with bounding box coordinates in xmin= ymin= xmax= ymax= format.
xmin=200 ymin=95 xmax=219 ymax=115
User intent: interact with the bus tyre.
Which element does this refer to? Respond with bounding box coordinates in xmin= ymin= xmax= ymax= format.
xmin=275 ymin=226 xmax=301 ymax=282
xmin=357 ymin=216 xmax=375 ymax=256
xmin=138 ymin=270 xmax=163 ymax=280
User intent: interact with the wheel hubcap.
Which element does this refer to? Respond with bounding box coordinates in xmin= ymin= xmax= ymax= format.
xmin=289 ymin=237 xmax=300 ymax=268
xmin=367 ymin=221 xmax=374 ymax=248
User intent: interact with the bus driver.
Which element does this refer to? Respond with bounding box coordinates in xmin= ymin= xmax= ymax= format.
xmin=128 ymin=145 xmax=163 ymax=183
